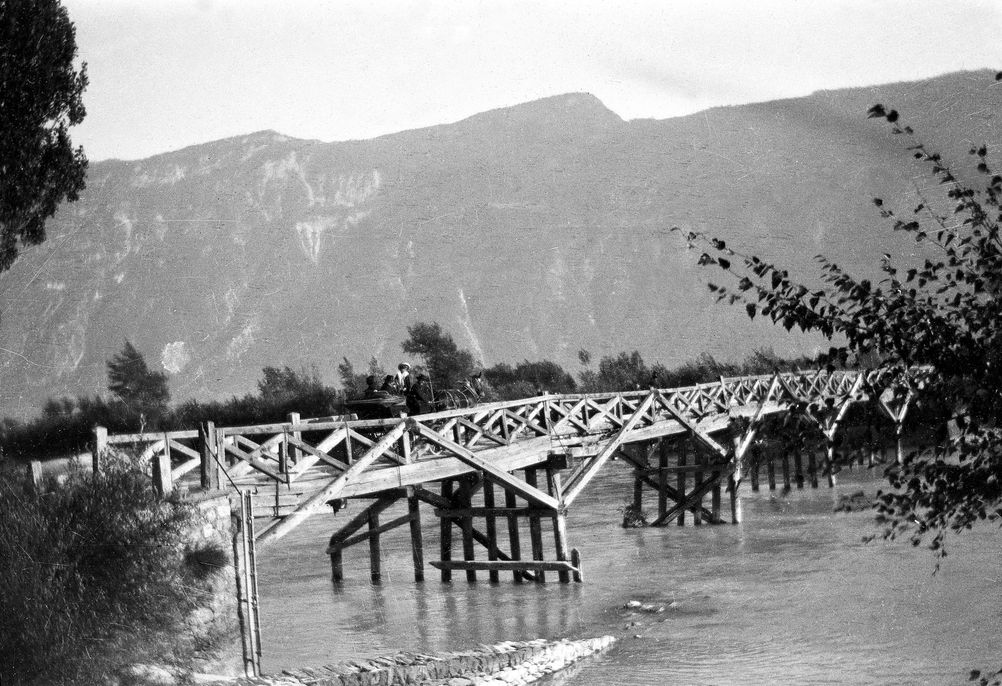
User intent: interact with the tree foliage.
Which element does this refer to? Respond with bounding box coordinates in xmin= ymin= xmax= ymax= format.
xmin=401 ymin=322 xmax=476 ymax=391
xmin=106 ymin=340 xmax=170 ymax=413
xmin=484 ymin=359 xmax=576 ymax=398
xmin=678 ymin=88 xmax=1002 ymax=555
xmin=0 ymin=0 xmax=88 ymax=273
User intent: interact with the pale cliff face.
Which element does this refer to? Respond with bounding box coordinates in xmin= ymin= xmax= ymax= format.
xmin=0 ymin=75 xmax=997 ymax=418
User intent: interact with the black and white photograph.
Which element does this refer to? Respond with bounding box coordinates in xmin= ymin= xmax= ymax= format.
xmin=1 ymin=1 xmax=1000 ymax=684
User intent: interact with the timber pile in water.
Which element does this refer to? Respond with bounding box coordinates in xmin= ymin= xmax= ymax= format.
xmin=208 ymin=636 xmax=615 ymax=686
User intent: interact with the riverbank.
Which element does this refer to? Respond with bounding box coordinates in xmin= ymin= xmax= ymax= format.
xmin=196 ymin=637 xmax=614 ymax=686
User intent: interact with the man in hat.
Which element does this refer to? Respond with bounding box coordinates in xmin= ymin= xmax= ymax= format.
xmin=407 ymin=373 xmax=431 ymax=416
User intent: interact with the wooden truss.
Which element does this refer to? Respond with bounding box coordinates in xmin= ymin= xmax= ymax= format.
xmin=96 ymin=368 xmax=913 ymax=583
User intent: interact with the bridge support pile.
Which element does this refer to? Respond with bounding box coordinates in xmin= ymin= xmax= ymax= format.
xmin=325 ymin=452 xmax=583 ymax=584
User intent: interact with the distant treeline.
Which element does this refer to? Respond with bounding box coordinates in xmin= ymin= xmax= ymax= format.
xmin=0 ymin=337 xmax=826 ymax=461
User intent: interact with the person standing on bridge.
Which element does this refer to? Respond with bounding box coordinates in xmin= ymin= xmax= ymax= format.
xmin=407 ymin=374 xmax=431 ymax=415
xmin=394 ymin=362 xmax=413 ymax=394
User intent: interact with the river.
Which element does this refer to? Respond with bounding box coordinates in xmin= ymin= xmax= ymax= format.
xmin=256 ymin=466 xmax=1000 ymax=685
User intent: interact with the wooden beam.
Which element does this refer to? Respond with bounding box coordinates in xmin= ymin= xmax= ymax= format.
xmin=656 ymin=396 xmax=729 ymax=460
xmin=413 ymin=487 xmax=537 ymax=582
xmin=525 ymin=468 xmax=545 ymax=583
xmin=429 ymin=560 xmax=579 ymax=573
xmin=432 ymin=506 xmax=550 ymax=518
xmin=413 ymin=423 xmax=560 ymax=510
xmin=734 ymin=375 xmax=781 ymax=460
xmin=407 ymin=487 xmax=424 ymax=582
xmin=256 ymin=421 xmax=408 ymax=546
xmin=326 ymin=495 xmax=401 ymax=551
xmin=368 ymin=508 xmax=381 ymax=582
xmin=338 ymin=513 xmax=414 ymax=549
xmin=615 ymin=444 xmax=716 ymax=522
xmin=440 ymin=479 xmax=454 ymax=582
xmin=650 ymin=469 xmax=727 ymax=526
xmin=562 ymin=391 xmax=657 ymax=506
xmin=483 ymin=482 xmax=499 ymax=583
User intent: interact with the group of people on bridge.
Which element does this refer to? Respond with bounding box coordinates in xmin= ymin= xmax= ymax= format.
xmin=363 ymin=363 xmax=429 ymax=415
xmin=362 ymin=363 xmax=485 ymax=415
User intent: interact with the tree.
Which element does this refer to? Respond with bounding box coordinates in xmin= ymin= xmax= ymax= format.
xmin=107 ymin=341 xmax=169 ymax=411
xmin=578 ymin=350 xmax=664 ymax=392
xmin=337 ymin=356 xmax=386 ymax=400
xmin=484 ymin=359 xmax=576 ymax=398
xmin=257 ymin=365 xmax=322 ymax=401
xmin=678 ymin=81 xmax=1002 ymax=557
xmin=0 ymin=0 xmax=88 ymax=273
xmin=401 ymin=322 xmax=476 ymax=391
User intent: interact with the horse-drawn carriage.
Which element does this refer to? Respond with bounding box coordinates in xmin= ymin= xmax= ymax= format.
xmin=344 ymin=375 xmax=484 ymax=420
xmin=343 ymin=395 xmax=408 ymax=420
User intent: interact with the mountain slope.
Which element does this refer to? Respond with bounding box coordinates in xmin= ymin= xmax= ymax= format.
xmin=1 ymin=72 xmax=999 ymax=418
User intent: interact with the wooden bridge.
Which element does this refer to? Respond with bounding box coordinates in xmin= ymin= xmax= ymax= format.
xmin=95 ymin=368 xmax=916 ymax=585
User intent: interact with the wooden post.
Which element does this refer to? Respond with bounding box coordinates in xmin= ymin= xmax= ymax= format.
xmin=749 ymin=443 xmax=760 ymax=492
xmin=287 ymin=412 xmax=301 ymax=468
xmin=525 ymin=468 xmax=545 ymax=582
xmin=767 ymin=447 xmax=777 ymax=491
xmin=28 ymin=460 xmax=43 ymax=493
xmin=407 ymin=487 xmax=424 ymax=582
xmin=232 ymin=499 xmax=253 ymax=676
xmin=504 ymin=487 xmax=522 ymax=583
xmin=368 ymin=507 xmax=381 ymax=583
xmin=548 ymin=468 xmax=570 ymax=584
xmin=658 ymin=439 xmax=669 ymax=522
xmin=483 ymin=482 xmax=499 ymax=583
xmin=458 ymin=480 xmax=476 ymax=583
xmin=200 ymin=421 xmax=221 ymax=490
xmin=693 ymin=446 xmax=703 ymax=526
xmin=570 ymin=548 xmax=583 ymax=583
xmin=330 ymin=547 xmax=344 ymax=582
xmin=677 ymin=439 xmax=687 ymax=526
xmin=440 ymin=480 xmax=453 ymax=582
xmin=711 ymin=472 xmax=722 ymax=524
xmin=217 ymin=432 xmax=230 ymax=474
xmin=344 ymin=423 xmax=354 ymax=465
xmin=728 ymin=474 xmax=740 ymax=524
xmin=632 ymin=443 xmax=646 ymax=515
xmin=826 ymin=440 xmax=838 ymax=488
xmin=92 ymin=426 xmax=108 ymax=474
xmin=152 ymin=450 xmax=172 ymax=496
xmin=553 ymin=512 xmax=571 ymax=583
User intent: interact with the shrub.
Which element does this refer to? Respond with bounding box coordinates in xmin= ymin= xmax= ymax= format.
xmin=0 ymin=453 xmax=199 ymax=685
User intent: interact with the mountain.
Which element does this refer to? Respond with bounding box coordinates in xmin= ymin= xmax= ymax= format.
xmin=1 ymin=71 xmax=999 ymax=419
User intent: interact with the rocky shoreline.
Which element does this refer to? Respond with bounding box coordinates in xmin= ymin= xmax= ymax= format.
xmin=195 ymin=636 xmax=615 ymax=686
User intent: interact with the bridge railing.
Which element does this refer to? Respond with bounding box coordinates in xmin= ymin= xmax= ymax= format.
xmin=94 ymin=367 xmax=897 ymax=501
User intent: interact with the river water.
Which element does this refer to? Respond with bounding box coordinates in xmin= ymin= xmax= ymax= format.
xmin=256 ymin=466 xmax=1000 ymax=685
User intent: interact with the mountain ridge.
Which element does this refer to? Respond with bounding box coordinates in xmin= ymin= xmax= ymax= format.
xmin=1 ymin=70 xmax=998 ymax=419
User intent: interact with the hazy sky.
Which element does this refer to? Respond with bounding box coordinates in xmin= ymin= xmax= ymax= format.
xmin=64 ymin=0 xmax=1001 ymax=161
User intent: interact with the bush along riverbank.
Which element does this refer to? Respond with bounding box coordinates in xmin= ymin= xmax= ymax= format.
xmin=0 ymin=455 xmax=242 ymax=685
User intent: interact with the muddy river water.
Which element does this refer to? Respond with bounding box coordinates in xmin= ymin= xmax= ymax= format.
xmin=256 ymin=466 xmax=1000 ymax=685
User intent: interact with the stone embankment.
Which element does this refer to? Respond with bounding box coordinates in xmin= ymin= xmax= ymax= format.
xmin=205 ymin=636 xmax=615 ymax=686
